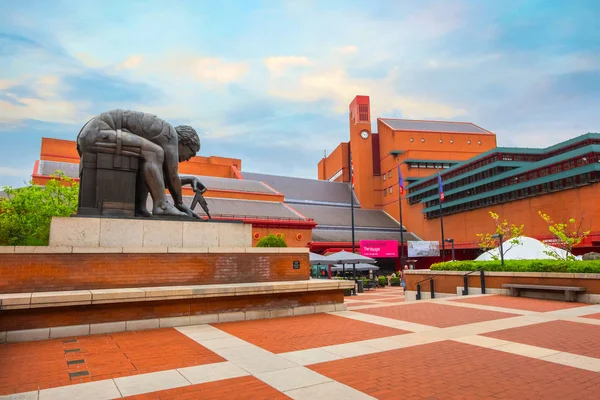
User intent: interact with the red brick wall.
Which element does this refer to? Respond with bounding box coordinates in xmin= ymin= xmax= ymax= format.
xmin=0 ymin=253 xmax=310 ymax=293
xmin=405 ymin=272 xmax=600 ymax=294
xmin=0 ymin=290 xmax=343 ymax=331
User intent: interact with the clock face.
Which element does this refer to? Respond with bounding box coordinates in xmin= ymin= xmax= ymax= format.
xmin=360 ymin=130 xmax=369 ymax=139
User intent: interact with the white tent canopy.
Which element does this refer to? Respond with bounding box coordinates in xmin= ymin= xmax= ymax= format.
xmin=309 ymin=252 xmax=333 ymax=265
xmin=326 ymin=250 xmax=377 ymax=264
xmin=475 ymin=236 xmax=582 ymax=261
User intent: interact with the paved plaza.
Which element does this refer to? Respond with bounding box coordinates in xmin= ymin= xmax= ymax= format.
xmin=2 ymin=287 xmax=600 ymax=399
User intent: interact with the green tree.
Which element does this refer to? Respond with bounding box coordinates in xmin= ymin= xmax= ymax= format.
xmin=476 ymin=211 xmax=525 ymax=260
xmin=256 ymin=234 xmax=288 ymax=247
xmin=538 ymin=211 xmax=590 ymax=260
xmin=0 ymin=172 xmax=79 ymax=246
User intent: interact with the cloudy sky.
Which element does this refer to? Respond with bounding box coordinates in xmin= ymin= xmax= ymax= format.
xmin=1 ymin=0 xmax=599 ymax=187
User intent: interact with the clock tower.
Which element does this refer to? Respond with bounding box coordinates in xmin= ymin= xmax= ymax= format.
xmin=349 ymin=95 xmax=377 ymax=209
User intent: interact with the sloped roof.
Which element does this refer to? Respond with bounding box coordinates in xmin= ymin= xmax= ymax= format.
xmin=291 ymin=204 xmax=401 ymax=229
xmin=39 ymin=160 xmax=79 ymax=178
xmin=312 ymin=229 xmax=420 ymax=243
xmin=380 ymin=118 xmax=491 ymax=134
xmin=242 ymin=171 xmax=356 ymax=205
xmin=38 ymin=160 xmax=277 ymax=194
xmin=159 ymin=196 xmax=306 ymax=220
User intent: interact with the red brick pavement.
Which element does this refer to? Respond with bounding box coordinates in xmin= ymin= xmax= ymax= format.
xmin=355 ymin=295 xmax=402 ymax=300
xmin=450 ymin=295 xmax=587 ymax=312
xmin=121 ymin=376 xmax=290 ymax=400
xmin=484 ymin=320 xmax=600 ymax=359
xmin=0 ymin=328 xmax=224 ymax=396
xmin=309 ymin=340 xmax=600 ymax=399
xmin=355 ymin=303 xmax=518 ymax=328
xmin=213 ymin=313 xmax=409 ymax=353
xmin=581 ymin=312 xmax=600 ymax=320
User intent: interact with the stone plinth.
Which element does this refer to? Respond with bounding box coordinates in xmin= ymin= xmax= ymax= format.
xmin=0 ymin=247 xmax=310 ymax=294
xmin=48 ymin=216 xmax=252 ymax=248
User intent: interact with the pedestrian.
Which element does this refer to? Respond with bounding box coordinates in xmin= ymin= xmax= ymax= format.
xmin=401 ymin=265 xmax=408 ymax=294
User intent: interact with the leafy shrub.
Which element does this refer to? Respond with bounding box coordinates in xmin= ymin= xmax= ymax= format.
xmin=390 ymin=277 xmax=401 ymax=286
xmin=0 ymin=172 xmax=78 ymax=246
xmin=430 ymin=259 xmax=600 ymax=274
xmin=256 ymin=234 xmax=287 ymax=247
xmin=378 ymin=276 xmax=388 ymax=287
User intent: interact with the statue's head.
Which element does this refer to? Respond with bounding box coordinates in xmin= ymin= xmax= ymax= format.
xmin=175 ymin=125 xmax=200 ymax=162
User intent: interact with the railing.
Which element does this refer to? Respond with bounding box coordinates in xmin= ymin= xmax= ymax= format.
xmin=415 ymin=276 xmax=435 ymax=300
xmin=462 ymin=268 xmax=486 ymax=296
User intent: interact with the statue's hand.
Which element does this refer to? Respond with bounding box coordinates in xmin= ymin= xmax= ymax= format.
xmin=176 ymin=202 xmax=201 ymax=219
xmin=190 ymin=177 xmax=206 ymax=194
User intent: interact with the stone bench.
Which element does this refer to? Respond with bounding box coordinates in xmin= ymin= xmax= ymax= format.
xmin=502 ymin=283 xmax=586 ymax=302
xmin=0 ymin=280 xmax=354 ymax=343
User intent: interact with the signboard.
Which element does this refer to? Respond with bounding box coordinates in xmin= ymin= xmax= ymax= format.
xmin=360 ymin=240 xmax=398 ymax=258
xmin=407 ymin=241 xmax=440 ymax=257
xmin=293 ymin=261 xmax=300 ymax=269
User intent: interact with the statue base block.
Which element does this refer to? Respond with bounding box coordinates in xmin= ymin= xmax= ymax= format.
xmin=49 ymin=216 xmax=251 ymax=248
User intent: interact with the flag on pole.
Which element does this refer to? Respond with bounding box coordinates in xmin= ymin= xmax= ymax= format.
xmin=350 ymin=157 xmax=355 ymax=189
xmin=397 ymin=165 xmax=404 ymax=195
xmin=438 ymin=173 xmax=445 ymax=202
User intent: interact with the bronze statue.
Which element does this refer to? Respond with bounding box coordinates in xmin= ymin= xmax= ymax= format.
xmin=76 ymin=109 xmax=209 ymax=219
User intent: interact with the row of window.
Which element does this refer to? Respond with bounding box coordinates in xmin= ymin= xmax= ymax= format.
xmin=410 ymin=153 xmax=598 ymax=205
xmin=408 ymin=140 xmax=600 ymax=193
xmin=424 ymin=172 xmax=598 ymax=219
xmin=408 ymin=166 xmax=518 ymax=205
xmin=408 ymin=138 xmax=484 ymax=145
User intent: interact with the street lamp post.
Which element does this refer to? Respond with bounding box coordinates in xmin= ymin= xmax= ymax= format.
xmin=444 ymin=238 xmax=455 ymax=261
xmin=492 ymin=233 xmax=504 ymax=267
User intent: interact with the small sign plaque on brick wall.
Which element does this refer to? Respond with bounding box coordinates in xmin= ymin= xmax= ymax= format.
xmin=293 ymin=261 xmax=300 ymax=269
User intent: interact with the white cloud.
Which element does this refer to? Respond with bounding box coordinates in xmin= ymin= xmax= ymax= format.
xmin=268 ymin=66 xmax=466 ymax=119
xmin=264 ymin=56 xmax=312 ymax=77
xmin=336 ymin=45 xmax=358 ymax=54
xmin=192 ymin=57 xmax=250 ymax=83
xmin=118 ymin=55 xmax=143 ymax=69
xmin=0 ymin=79 xmax=16 ymax=90
xmin=0 ymin=97 xmax=84 ymax=124
xmin=73 ymin=52 xmax=107 ymax=68
xmin=0 ymin=75 xmax=85 ymax=124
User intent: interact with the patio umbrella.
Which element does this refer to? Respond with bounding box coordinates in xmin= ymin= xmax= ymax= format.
xmin=331 ymin=263 xmax=380 ymax=272
xmin=326 ymin=250 xmax=377 ymax=264
xmin=326 ymin=250 xmax=377 ymax=283
xmin=309 ymin=252 xmax=333 ymax=265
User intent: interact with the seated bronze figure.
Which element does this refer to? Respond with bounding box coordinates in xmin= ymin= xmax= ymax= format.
xmin=76 ymin=109 xmax=208 ymax=219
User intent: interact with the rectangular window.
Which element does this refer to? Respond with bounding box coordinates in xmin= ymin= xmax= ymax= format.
xmin=389 ymin=186 xmax=393 ymax=194
xmin=388 ymin=171 xmax=392 ymax=178
xmin=383 ymin=174 xmax=386 ymax=181
xmin=383 ymin=188 xmax=387 ymax=196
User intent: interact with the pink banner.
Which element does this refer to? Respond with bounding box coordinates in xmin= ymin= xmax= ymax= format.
xmin=360 ymin=240 xmax=398 ymax=258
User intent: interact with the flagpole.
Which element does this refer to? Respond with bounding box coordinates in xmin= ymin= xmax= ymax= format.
xmin=397 ymin=165 xmax=405 ymax=267
xmin=438 ymin=173 xmax=446 ymax=262
xmin=349 ymin=147 xmax=357 ymax=294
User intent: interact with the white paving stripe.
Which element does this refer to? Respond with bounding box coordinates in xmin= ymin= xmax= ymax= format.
xmin=39 ymin=380 xmax=122 ymax=400
xmin=178 ymin=361 xmax=249 ymax=385
xmin=175 ymin=324 xmax=374 ymax=398
xmin=329 ymin=310 xmax=437 ymax=332
xmin=114 ymin=370 xmax=191 ymax=397
xmin=0 ymin=392 xmax=39 ymax=400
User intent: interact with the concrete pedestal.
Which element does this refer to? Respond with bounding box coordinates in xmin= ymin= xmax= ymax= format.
xmin=49 ymin=216 xmax=252 ymax=248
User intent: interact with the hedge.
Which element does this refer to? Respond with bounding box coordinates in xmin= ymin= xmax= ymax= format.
xmin=430 ymin=259 xmax=600 ymax=274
